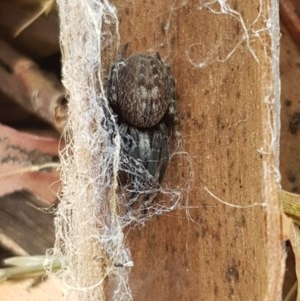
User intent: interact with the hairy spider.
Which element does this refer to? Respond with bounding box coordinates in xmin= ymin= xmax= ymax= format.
xmin=106 ymin=52 xmax=176 ymax=210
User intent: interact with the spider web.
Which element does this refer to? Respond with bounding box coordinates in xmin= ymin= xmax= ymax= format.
xmin=52 ymin=1 xmax=182 ymax=300
xmin=53 ymin=1 xmax=130 ymax=300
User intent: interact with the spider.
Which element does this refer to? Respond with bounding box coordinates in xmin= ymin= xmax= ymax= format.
xmin=106 ymin=51 xmax=176 ymax=210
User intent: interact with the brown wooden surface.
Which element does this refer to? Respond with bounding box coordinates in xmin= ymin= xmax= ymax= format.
xmin=112 ymin=1 xmax=284 ymax=301
xmin=280 ymin=23 xmax=300 ymax=193
xmin=0 ymin=277 xmax=63 ymax=301
xmin=280 ymin=19 xmax=300 ymax=301
xmin=0 ymin=1 xmax=283 ymax=301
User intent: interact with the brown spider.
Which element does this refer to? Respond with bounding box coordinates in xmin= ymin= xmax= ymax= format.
xmin=106 ymin=52 xmax=176 ymax=209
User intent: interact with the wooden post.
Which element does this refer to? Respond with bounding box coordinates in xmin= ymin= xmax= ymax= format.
xmin=114 ymin=1 xmax=284 ymax=300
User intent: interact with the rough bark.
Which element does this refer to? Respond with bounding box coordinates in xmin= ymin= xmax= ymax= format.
xmin=0 ymin=40 xmax=67 ymax=132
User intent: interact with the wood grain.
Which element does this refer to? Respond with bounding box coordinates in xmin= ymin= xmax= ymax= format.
xmin=111 ymin=1 xmax=284 ymax=300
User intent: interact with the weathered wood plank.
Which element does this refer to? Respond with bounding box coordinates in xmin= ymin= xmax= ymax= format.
xmin=113 ymin=1 xmax=283 ymax=300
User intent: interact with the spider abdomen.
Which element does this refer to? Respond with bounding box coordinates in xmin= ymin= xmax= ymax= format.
xmin=113 ymin=55 xmax=173 ymax=128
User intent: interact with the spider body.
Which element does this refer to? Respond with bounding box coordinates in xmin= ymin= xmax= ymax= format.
xmin=106 ymin=52 xmax=176 ymax=208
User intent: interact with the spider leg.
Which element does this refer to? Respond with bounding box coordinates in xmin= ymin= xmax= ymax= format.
xmin=147 ymin=130 xmax=161 ymax=180
xmin=106 ymin=63 xmax=119 ymax=107
xmin=106 ymin=58 xmax=126 ymax=110
xmin=128 ymin=127 xmax=152 ymax=194
xmin=118 ymin=123 xmax=128 ymax=137
xmin=128 ymin=126 xmax=141 ymax=162
xmin=147 ymin=123 xmax=169 ymax=184
xmin=157 ymin=123 xmax=169 ymax=183
xmin=122 ymin=126 xmax=151 ymax=206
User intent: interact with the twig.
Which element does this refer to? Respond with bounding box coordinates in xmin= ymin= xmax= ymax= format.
xmin=0 ymin=39 xmax=67 ymax=132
